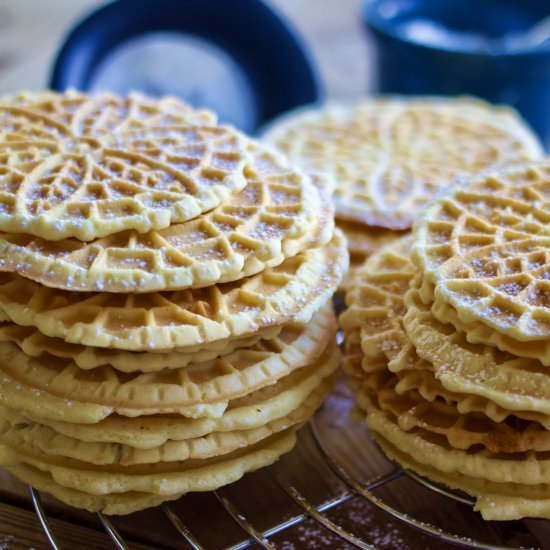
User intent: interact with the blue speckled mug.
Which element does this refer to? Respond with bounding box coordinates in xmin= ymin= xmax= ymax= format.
xmin=361 ymin=0 xmax=550 ymax=149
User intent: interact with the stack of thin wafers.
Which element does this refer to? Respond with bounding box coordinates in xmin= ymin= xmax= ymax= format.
xmin=0 ymin=91 xmax=348 ymax=514
xmin=262 ymin=97 xmax=543 ymax=283
xmin=342 ymin=157 xmax=550 ymax=521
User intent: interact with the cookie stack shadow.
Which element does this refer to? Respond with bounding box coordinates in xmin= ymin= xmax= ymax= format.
xmin=341 ymin=160 xmax=550 ymax=521
xmin=0 ymin=91 xmax=348 ymax=514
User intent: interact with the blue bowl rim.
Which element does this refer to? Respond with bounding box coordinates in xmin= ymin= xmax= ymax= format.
xmin=360 ymin=0 xmax=550 ymax=59
xmin=49 ymin=0 xmax=323 ymax=130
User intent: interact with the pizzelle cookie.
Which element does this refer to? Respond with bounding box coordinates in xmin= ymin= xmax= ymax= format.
xmin=0 ymin=428 xmax=298 ymax=514
xmin=0 ymin=306 xmax=338 ymax=423
xmin=0 ymin=369 xmax=335 ymax=466
xmin=341 ymin=240 xmax=550 ymax=427
xmin=262 ymin=97 xmax=543 ymax=230
xmin=361 ymin=369 xmax=550 ymax=454
xmin=336 ymin=220 xmax=404 ymax=258
xmin=0 ymin=322 xmax=280 ymax=373
xmin=412 ymin=161 xmax=550 ymax=347
xmin=26 ymin=339 xmax=339 ymax=449
xmin=0 ymin=230 xmax=347 ymax=351
xmin=342 ymin=230 xmax=550 ymax=521
xmin=404 ymin=282 xmax=550 ymax=415
xmin=0 ymin=90 xmax=346 ymax=516
xmin=0 ymin=90 xmax=259 ymax=241
xmin=363 ymin=396 xmax=550 ymax=521
xmin=0 ymin=144 xmax=334 ymax=293
xmin=340 ymin=236 xmax=415 ymax=360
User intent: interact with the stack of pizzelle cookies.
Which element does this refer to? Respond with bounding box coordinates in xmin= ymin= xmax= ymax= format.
xmin=342 ymin=157 xmax=550 ymax=521
xmin=0 ymin=91 xmax=348 ymax=514
xmin=261 ymin=97 xmax=544 ymax=283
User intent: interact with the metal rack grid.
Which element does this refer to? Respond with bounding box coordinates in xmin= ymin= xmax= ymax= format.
xmin=26 ymin=389 xmax=549 ymax=550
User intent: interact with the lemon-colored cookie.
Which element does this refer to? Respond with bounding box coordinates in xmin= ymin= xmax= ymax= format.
xmin=0 ymin=428 xmax=297 ymax=514
xmin=340 ymin=236 xmax=414 ymax=360
xmin=262 ymin=97 xmax=543 ymax=230
xmin=404 ymin=282 xmax=550 ymax=415
xmin=0 ymin=144 xmax=334 ymax=293
xmin=0 ymin=90 xmax=256 ymax=241
xmin=0 ymin=306 xmax=338 ymax=423
xmin=0 ymin=373 xmax=334 ymax=466
xmin=0 ymin=230 xmax=347 ymax=351
xmin=336 ymin=220 xmax=405 ymax=257
xmin=369 ymin=422 xmax=550 ymax=521
xmin=431 ymin=297 xmax=550 ymax=366
xmin=412 ymin=161 xmax=550 ymax=343
xmin=0 ymin=322 xmax=280 ymax=373
xmin=353 ymin=387 xmax=550 ymax=520
xmin=361 ymin=368 xmax=550 ymax=453
xmin=0 ymin=428 xmax=298 ymax=496
xmin=27 ymin=341 xmax=339 ymax=448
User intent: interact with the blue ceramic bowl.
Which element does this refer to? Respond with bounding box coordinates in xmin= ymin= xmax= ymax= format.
xmin=361 ymin=0 xmax=550 ymax=149
xmin=50 ymin=0 xmax=321 ymax=133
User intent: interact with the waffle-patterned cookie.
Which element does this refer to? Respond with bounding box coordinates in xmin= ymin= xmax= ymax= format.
xmin=0 ymin=428 xmax=297 ymax=514
xmin=394 ymin=367 xmax=550 ymax=428
xmin=413 ymin=161 xmax=550 ymax=343
xmin=0 ymin=373 xmax=333 ymax=466
xmin=404 ymin=283 xmax=550 ymax=415
xmin=0 ymin=144 xmax=333 ymax=292
xmin=362 ymin=399 xmax=550 ymax=521
xmin=262 ymin=97 xmax=543 ymax=230
xmin=0 ymin=231 xmax=347 ymax=350
xmin=340 ymin=236 xmax=415 ymax=360
xmin=432 ymin=298 xmax=550 ymax=366
xmin=28 ymin=343 xmax=338 ymax=449
xmin=343 ymin=290 xmax=550 ymax=433
xmin=0 ymin=307 xmax=338 ymax=423
xmin=358 ymin=385 xmax=550 ymax=488
xmin=362 ymin=369 xmax=550 ymax=453
xmin=0 ymin=90 xmax=260 ymax=241
xmin=336 ymin=220 xmax=405 ymax=257
xmin=0 ymin=323 xmax=280 ymax=373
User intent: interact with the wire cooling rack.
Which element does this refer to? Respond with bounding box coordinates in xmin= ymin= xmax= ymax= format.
xmin=24 ymin=380 xmax=550 ymax=550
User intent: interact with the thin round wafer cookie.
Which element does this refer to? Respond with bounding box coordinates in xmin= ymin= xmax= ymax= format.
xmin=0 ymin=373 xmax=333 ymax=466
xmin=26 ymin=341 xmax=339 ymax=448
xmin=344 ymin=312 xmax=550 ymax=436
xmin=0 ymin=461 xmax=171 ymax=515
xmin=391 ymin=365 xmax=550 ymax=431
xmin=0 ymin=322 xmax=279 ymax=373
xmin=412 ymin=161 xmax=550 ymax=342
xmin=1 ymin=90 xmax=216 ymax=131
xmin=262 ymin=97 xmax=543 ymax=230
xmin=0 ymin=90 xmax=259 ymax=241
xmin=404 ymin=282 xmax=550 ymax=415
xmin=369 ymin=424 xmax=550 ymax=521
xmin=431 ymin=298 xmax=550 ymax=366
xmin=0 ymin=428 xmax=299 ymax=496
xmin=0 ymin=144 xmax=334 ymax=293
xmin=364 ymin=396 xmax=550 ymax=488
xmin=0 ymin=230 xmax=347 ymax=351
xmin=342 ymin=241 xmax=550 ymax=416
xmin=0 ymin=306 xmax=337 ymax=423
xmin=336 ymin=220 xmax=405 ymax=257
xmin=340 ymin=236 xmax=415 ymax=360
xmin=356 ymin=390 xmax=550 ymax=487
xmin=0 ymin=428 xmax=297 ymax=514
xmin=361 ymin=369 xmax=550 ymax=453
